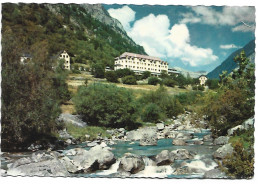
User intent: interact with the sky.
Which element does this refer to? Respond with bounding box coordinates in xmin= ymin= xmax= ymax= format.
xmin=103 ymin=4 xmax=255 ymax=72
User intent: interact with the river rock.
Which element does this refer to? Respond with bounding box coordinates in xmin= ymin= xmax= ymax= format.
xmin=87 ymin=141 xmax=98 ymax=147
xmin=170 ymin=149 xmax=194 ymax=160
xmin=65 ymin=139 xmax=72 ymax=145
xmin=172 ymin=139 xmax=187 ymax=146
xmin=193 ymin=140 xmax=204 ymax=145
xmin=227 ymin=125 xmax=244 ymax=136
xmin=203 ymin=134 xmax=213 ymax=142
xmin=156 ymin=123 xmax=165 ymax=131
xmin=58 ymin=113 xmax=87 ymax=127
xmin=213 ymin=143 xmax=234 ymax=159
xmin=242 ymin=117 xmax=254 ymax=129
xmin=176 ymin=132 xmax=192 ymax=140
xmin=140 ymin=133 xmax=157 ymax=146
xmin=118 ymin=153 xmax=145 ymax=174
xmin=27 ymin=143 xmax=43 ymax=151
xmin=59 ymin=156 xmax=78 ymax=173
xmin=203 ymin=168 xmax=226 ymax=178
xmin=72 ymin=145 xmax=116 ymax=172
xmin=126 ymin=130 xmax=143 ymax=141
xmin=213 ymin=136 xmax=230 ymax=145
xmin=58 ymin=128 xmax=72 ymax=139
xmin=155 ymin=150 xmax=174 ymax=166
xmin=7 ymin=152 xmax=69 ymax=176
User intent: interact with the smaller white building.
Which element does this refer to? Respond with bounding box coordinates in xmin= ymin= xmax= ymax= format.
xmin=199 ymin=75 xmax=208 ymax=86
xmin=20 ymin=53 xmax=32 ymax=64
xmin=58 ymin=50 xmax=70 ymax=70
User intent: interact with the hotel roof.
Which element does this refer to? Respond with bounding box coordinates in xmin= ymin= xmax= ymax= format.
xmin=117 ymin=52 xmax=167 ymax=63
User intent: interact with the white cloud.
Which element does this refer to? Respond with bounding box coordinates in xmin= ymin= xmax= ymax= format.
xmin=107 ymin=6 xmax=136 ymax=32
xmin=108 ymin=6 xmax=218 ymax=67
xmin=180 ymin=6 xmax=255 ymax=32
xmin=220 ymin=44 xmax=241 ymax=49
xmin=232 ymin=24 xmax=255 ymax=32
xmin=128 ymin=14 xmax=218 ymax=67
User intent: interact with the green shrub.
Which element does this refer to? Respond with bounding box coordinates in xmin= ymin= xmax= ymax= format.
xmin=115 ymin=68 xmax=135 ymax=78
xmin=192 ymin=85 xmax=198 ymax=90
xmin=206 ymin=79 xmax=219 ymax=89
xmin=139 ymin=87 xmax=184 ymax=118
xmin=221 ymin=141 xmax=254 ymax=178
xmin=175 ymin=91 xmax=203 ymax=105
xmin=142 ymin=103 xmax=162 ymax=122
xmin=148 ymin=76 xmax=160 ymax=85
xmin=198 ymin=85 xmax=205 ymax=91
xmin=73 ymin=83 xmax=139 ymax=129
xmin=204 ymin=88 xmax=253 ymax=136
xmin=1 ymin=38 xmax=64 ymax=151
xmin=122 ymin=75 xmax=137 ymax=85
xmin=105 ymin=71 xmax=119 ymax=83
xmin=163 ymin=78 xmax=177 ymax=87
xmin=92 ymin=63 xmax=105 ymax=78
xmin=141 ymin=71 xmax=151 ymax=79
xmin=72 ymin=69 xmax=81 ymax=74
xmin=84 ymin=78 xmax=88 ymax=86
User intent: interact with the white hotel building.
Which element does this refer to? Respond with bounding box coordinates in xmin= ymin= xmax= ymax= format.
xmin=114 ymin=52 xmax=168 ymax=76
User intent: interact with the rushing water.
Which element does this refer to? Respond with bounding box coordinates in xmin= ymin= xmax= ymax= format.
xmin=74 ymin=129 xmax=220 ymax=178
xmin=1 ymin=129 xmax=220 ymax=178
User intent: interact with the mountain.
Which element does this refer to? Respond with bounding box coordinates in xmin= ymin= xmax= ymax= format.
xmin=207 ymin=40 xmax=255 ymax=79
xmin=173 ymin=67 xmax=208 ymax=78
xmin=2 ymin=3 xmax=146 ymax=68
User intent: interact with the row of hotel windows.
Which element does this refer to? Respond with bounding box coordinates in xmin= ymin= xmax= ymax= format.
xmin=118 ymin=65 xmax=164 ymax=72
xmin=115 ymin=61 xmax=167 ymax=68
xmin=124 ymin=57 xmax=165 ymax=63
xmin=115 ymin=60 xmax=167 ymax=66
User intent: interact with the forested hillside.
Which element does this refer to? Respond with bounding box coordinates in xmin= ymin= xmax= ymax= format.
xmin=207 ymin=40 xmax=255 ymax=79
xmin=2 ymin=3 xmax=146 ymax=68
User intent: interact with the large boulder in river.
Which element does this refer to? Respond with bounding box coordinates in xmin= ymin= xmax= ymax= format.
xmin=118 ymin=153 xmax=145 ymax=174
xmin=127 ymin=127 xmax=157 ymax=146
xmin=213 ymin=136 xmax=230 ymax=145
xmin=72 ymin=145 xmax=116 ymax=172
xmin=126 ymin=130 xmax=143 ymax=141
xmin=170 ymin=149 xmax=194 ymax=160
xmin=59 ymin=156 xmax=78 ymax=173
xmin=139 ymin=132 xmax=157 ymax=146
xmin=172 ymin=139 xmax=187 ymax=146
xmin=213 ymin=143 xmax=234 ymax=159
xmin=155 ymin=150 xmax=174 ymax=166
xmin=7 ymin=151 xmax=69 ymax=177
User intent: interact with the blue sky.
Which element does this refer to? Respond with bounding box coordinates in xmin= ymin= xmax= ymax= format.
xmin=103 ymin=4 xmax=255 ymax=72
